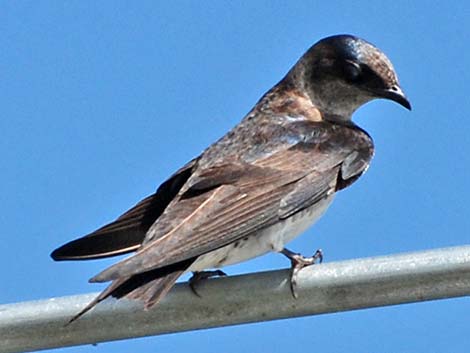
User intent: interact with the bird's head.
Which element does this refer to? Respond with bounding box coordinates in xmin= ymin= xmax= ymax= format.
xmin=288 ymin=34 xmax=411 ymax=122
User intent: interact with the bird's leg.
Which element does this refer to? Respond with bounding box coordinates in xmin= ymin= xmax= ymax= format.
xmin=281 ymin=248 xmax=323 ymax=299
xmin=188 ymin=270 xmax=227 ymax=297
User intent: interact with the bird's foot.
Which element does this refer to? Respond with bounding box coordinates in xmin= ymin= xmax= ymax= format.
xmin=189 ymin=270 xmax=227 ymax=297
xmin=281 ymin=248 xmax=323 ymax=299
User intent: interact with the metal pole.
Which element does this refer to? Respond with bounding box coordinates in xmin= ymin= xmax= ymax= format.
xmin=2 ymin=245 xmax=470 ymax=353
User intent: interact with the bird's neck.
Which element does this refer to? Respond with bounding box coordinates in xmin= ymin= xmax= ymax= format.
xmin=257 ymin=82 xmax=324 ymax=123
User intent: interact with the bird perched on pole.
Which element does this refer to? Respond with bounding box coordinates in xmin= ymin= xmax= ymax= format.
xmin=51 ymin=34 xmax=411 ymax=322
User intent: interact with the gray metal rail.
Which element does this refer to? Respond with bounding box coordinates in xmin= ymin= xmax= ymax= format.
xmin=1 ymin=245 xmax=470 ymax=353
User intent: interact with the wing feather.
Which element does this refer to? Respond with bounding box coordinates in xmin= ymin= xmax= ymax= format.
xmin=91 ymin=121 xmax=374 ymax=282
xmin=51 ymin=158 xmax=198 ymax=260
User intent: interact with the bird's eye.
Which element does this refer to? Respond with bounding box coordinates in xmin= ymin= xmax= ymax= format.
xmin=343 ymin=61 xmax=362 ymax=83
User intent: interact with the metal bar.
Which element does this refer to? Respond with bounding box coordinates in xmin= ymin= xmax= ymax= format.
xmin=1 ymin=245 xmax=470 ymax=353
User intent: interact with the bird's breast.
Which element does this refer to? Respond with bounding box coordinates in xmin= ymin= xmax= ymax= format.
xmin=188 ymin=194 xmax=335 ymax=271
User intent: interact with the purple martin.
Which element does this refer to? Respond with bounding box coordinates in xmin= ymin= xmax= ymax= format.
xmin=51 ymin=34 xmax=411 ymax=321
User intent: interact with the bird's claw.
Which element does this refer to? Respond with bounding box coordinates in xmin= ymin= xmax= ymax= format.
xmin=188 ymin=270 xmax=227 ymax=297
xmin=281 ymin=248 xmax=323 ymax=298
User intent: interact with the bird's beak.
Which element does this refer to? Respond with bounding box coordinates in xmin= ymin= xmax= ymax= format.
xmin=380 ymin=85 xmax=411 ymax=110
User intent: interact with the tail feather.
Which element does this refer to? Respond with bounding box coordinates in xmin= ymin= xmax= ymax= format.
xmin=68 ymin=258 xmax=195 ymax=324
xmin=125 ymin=270 xmax=184 ymax=309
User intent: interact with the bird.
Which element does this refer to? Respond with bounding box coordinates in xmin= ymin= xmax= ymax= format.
xmin=51 ymin=34 xmax=411 ymax=322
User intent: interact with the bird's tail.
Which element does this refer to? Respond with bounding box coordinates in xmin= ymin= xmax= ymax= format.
xmin=68 ymin=258 xmax=195 ymax=324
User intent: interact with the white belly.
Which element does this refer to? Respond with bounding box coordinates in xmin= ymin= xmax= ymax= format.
xmin=188 ymin=194 xmax=335 ymax=271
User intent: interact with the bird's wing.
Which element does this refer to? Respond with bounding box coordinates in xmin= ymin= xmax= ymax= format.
xmin=50 ymin=157 xmax=199 ymax=260
xmin=90 ymin=122 xmax=373 ymax=283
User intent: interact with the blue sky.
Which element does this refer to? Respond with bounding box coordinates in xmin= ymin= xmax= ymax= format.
xmin=1 ymin=1 xmax=469 ymax=352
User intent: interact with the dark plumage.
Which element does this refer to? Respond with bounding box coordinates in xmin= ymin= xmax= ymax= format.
xmin=51 ymin=34 xmax=411 ymax=322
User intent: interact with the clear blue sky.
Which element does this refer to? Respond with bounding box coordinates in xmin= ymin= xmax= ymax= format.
xmin=1 ymin=1 xmax=469 ymax=352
